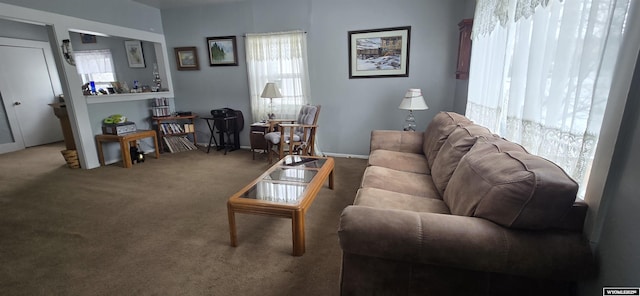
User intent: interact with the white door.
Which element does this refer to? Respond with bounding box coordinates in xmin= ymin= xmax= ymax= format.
xmin=0 ymin=41 xmax=63 ymax=153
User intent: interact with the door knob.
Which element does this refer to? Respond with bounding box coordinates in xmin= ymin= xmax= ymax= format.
xmin=13 ymin=101 xmax=21 ymax=106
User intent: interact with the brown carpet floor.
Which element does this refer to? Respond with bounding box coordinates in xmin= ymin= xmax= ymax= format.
xmin=0 ymin=143 xmax=367 ymax=295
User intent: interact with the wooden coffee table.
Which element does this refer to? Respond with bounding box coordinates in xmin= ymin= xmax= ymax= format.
xmin=227 ymin=155 xmax=335 ymax=256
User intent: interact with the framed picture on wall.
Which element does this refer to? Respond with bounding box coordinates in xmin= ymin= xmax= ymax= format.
xmin=124 ymin=40 xmax=146 ymax=68
xmin=174 ymin=47 xmax=200 ymax=70
xmin=206 ymin=36 xmax=238 ymax=66
xmin=348 ymin=26 xmax=411 ymax=78
xmin=80 ymin=34 xmax=96 ymax=44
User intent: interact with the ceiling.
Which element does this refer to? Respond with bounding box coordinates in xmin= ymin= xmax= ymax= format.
xmin=132 ymin=0 xmax=244 ymax=9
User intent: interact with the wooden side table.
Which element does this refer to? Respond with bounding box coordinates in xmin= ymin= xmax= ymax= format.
xmin=250 ymin=122 xmax=271 ymax=160
xmin=95 ymin=130 xmax=160 ymax=168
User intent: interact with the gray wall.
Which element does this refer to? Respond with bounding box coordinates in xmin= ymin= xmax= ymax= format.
xmin=0 ymin=0 xmax=163 ymax=33
xmin=0 ymin=18 xmax=48 ymax=41
xmin=69 ymin=32 xmax=159 ymax=89
xmin=162 ymin=0 xmax=470 ymax=156
xmin=579 ymin=51 xmax=640 ymax=294
xmin=88 ymin=100 xmax=157 ymax=160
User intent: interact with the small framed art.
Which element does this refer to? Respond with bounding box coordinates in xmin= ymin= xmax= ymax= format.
xmin=206 ymin=36 xmax=238 ymax=66
xmin=174 ymin=47 xmax=200 ymax=71
xmin=124 ymin=40 xmax=146 ymax=68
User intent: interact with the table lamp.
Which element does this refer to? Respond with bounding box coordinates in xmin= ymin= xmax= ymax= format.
xmin=398 ymin=88 xmax=428 ymax=131
xmin=260 ymin=82 xmax=282 ymax=120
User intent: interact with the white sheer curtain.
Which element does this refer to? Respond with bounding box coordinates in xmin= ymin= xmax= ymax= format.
xmin=245 ymin=31 xmax=311 ymax=121
xmin=467 ymin=0 xmax=631 ymax=197
xmin=74 ymin=49 xmax=116 ymax=84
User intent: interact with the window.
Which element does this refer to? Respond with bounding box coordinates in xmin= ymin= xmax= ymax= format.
xmin=467 ymin=0 xmax=631 ymax=198
xmin=245 ymin=31 xmax=311 ymax=121
xmin=74 ymin=49 xmax=117 ymax=90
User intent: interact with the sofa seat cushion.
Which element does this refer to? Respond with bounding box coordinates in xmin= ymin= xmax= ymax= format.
xmin=422 ymin=112 xmax=473 ymax=169
xmin=354 ymin=187 xmax=450 ymax=214
xmin=430 ymin=124 xmax=494 ymax=196
xmin=443 ymin=138 xmax=578 ymax=230
xmin=368 ymin=150 xmax=430 ymax=175
xmin=361 ymin=166 xmax=441 ymax=198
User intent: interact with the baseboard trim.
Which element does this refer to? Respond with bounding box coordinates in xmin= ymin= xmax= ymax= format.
xmin=321 ymin=152 xmax=369 ymax=159
xmin=197 ymin=142 xmax=369 ymax=159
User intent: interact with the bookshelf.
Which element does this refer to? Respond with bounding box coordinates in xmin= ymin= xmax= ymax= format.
xmin=152 ymin=115 xmax=198 ymax=153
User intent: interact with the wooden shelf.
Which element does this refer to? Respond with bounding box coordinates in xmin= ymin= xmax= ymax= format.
xmin=152 ymin=115 xmax=198 ymax=153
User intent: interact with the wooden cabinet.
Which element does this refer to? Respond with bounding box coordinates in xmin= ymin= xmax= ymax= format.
xmin=250 ymin=122 xmax=272 ymax=159
xmin=456 ymin=19 xmax=473 ymax=80
xmin=152 ymin=115 xmax=198 ymax=153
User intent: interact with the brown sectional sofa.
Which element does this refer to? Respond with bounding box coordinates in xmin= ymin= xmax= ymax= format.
xmin=338 ymin=112 xmax=595 ymax=296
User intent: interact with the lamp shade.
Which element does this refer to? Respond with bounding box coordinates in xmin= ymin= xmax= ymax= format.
xmin=398 ymin=88 xmax=428 ymax=110
xmin=260 ymin=82 xmax=283 ymax=98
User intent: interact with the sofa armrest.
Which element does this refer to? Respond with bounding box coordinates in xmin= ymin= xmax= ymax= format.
xmin=338 ymin=206 xmax=595 ymax=280
xmin=370 ymin=130 xmax=424 ymax=154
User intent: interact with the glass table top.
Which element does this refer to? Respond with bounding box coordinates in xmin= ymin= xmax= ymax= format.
xmin=281 ymin=156 xmax=327 ymax=168
xmin=237 ymin=156 xmax=328 ymax=205
xmin=241 ymin=182 xmax=308 ymax=204
xmin=264 ymin=167 xmax=318 ymax=183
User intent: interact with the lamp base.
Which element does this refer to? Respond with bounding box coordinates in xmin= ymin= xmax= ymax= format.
xmin=403 ymin=110 xmax=416 ymax=131
xmin=268 ymin=98 xmax=275 ymax=120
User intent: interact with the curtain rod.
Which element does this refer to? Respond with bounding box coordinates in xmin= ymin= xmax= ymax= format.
xmin=242 ymin=31 xmax=307 ymax=37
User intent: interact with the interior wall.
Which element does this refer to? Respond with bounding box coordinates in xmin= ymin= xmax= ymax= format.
xmin=0 ymin=18 xmax=48 ymax=41
xmin=0 ymin=0 xmax=163 ymax=34
xmin=161 ymin=0 xmax=468 ymax=156
xmin=579 ymin=51 xmax=640 ymax=294
xmin=69 ymin=33 xmax=159 ymax=89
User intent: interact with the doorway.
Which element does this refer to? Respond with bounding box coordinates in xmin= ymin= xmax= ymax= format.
xmin=0 ymin=38 xmax=63 ymax=154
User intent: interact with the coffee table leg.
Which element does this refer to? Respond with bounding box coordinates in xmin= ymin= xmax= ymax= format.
xmin=292 ymin=210 xmax=305 ymax=256
xmin=228 ymin=203 xmax=238 ymax=247
xmin=329 ymin=168 xmax=335 ymax=190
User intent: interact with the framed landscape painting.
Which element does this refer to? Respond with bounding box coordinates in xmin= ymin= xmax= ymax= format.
xmin=348 ymin=26 xmax=411 ymax=78
xmin=206 ymin=36 xmax=238 ymax=66
xmin=174 ymin=47 xmax=200 ymax=70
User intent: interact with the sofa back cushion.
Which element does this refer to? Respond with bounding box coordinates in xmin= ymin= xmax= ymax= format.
xmin=430 ymin=124 xmax=494 ymax=196
xmin=422 ymin=112 xmax=472 ymax=169
xmin=443 ymin=138 xmax=578 ymax=230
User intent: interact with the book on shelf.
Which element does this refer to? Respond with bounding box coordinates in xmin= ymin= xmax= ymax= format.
xmin=163 ymin=135 xmax=197 ymax=153
xmin=152 ymin=106 xmax=170 ymax=117
xmin=163 ymin=137 xmax=174 ymax=153
xmin=160 ymin=123 xmax=186 ymax=135
xmin=151 ymin=97 xmax=171 ymax=117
